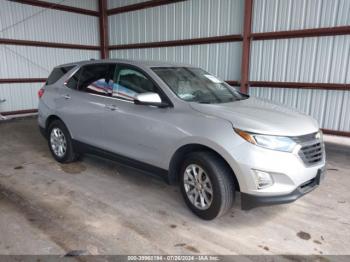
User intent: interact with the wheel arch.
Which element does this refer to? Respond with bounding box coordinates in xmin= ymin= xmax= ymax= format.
xmin=45 ymin=115 xmax=63 ymax=131
xmin=45 ymin=115 xmax=73 ymax=139
xmin=168 ymin=143 xmax=240 ymax=192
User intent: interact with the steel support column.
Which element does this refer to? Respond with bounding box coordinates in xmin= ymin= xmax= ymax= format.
xmin=240 ymin=0 xmax=253 ymax=94
xmin=99 ymin=0 xmax=109 ymax=59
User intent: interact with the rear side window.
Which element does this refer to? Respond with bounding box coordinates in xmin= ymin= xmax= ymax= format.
xmin=66 ymin=68 xmax=81 ymax=90
xmin=46 ymin=66 xmax=74 ymax=85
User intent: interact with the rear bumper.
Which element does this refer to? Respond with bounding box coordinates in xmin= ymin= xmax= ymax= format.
xmin=241 ymin=168 xmax=324 ymax=210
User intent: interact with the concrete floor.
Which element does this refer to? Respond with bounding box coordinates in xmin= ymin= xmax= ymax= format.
xmin=0 ymin=117 xmax=349 ymax=256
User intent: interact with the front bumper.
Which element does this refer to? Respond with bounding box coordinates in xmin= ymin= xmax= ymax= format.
xmin=241 ymin=168 xmax=325 ymax=210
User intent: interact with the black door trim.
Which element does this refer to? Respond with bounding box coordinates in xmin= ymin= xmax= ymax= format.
xmin=72 ymin=140 xmax=170 ymax=182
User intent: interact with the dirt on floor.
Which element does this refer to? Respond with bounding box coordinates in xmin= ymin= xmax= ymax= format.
xmin=0 ymin=117 xmax=349 ymax=256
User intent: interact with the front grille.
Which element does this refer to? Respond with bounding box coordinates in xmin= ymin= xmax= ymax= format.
xmin=293 ymin=133 xmax=324 ymax=166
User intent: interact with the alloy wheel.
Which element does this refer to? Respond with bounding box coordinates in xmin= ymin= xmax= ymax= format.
xmin=183 ymin=164 xmax=213 ymax=210
xmin=50 ymin=127 xmax=67 ymax=158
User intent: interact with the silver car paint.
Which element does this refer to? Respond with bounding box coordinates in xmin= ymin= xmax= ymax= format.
xmin=38 ymin=59 xmax=325 ymax=197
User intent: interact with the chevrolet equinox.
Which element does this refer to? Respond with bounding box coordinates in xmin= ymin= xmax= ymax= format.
xmin=38 ymin=59 xmax=326 ymax=220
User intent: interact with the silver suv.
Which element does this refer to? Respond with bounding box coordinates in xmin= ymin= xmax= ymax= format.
xmin=38 ymin=59 xmax=326 ymax=220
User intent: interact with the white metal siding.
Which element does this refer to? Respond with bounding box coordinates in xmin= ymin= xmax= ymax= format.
xmin=0 ymin=45 xmax=99 ymax=112
xmin=39 ymin=0 xmax=98 ymax=11
xmin=252 ymin=0 xmax=350 ymax=33
xmin=250 ymin=0 xmax=350 ymax=132
xmin=0 ymin=1 xmax=99 ymax=45
xmin=108 ymin=0 xmax=244 ymax=45
xmin=249 ymin=87 xmax=350 ymax=132
xmin=110 ymin=42 xmax=242 ymax=81
xmin=0 ymin=45 xmax=99 ymax=78
xmin=108 ymin=0 xmax=148 ymax=9
xmin=0 ymin=0 xmax=100 ymax=113
xmin=250 ymin=35 xmax=350 ymax=83
xmin=0 ymin=83 xmax=42 ymax=113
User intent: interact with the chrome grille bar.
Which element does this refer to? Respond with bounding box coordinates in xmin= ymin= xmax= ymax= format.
xmin=293 ymin=132 xmax=324 ymax=166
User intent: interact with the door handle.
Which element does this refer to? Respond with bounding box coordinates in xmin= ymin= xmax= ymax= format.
xmin=105 ymin=104 xmax=117 ymax=111
xmin=62 ymin=94 xmax=71 ymax=100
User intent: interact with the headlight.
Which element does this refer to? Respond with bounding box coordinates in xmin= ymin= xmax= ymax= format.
xmin=235 ymin=129 xmax=297 ymax=152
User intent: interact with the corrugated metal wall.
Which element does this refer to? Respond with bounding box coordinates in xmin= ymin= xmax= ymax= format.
xmin=107 ymin=0 xmax=349 ymax=132
xmin=250 ymin=36 xmax=350 ymax=83
xmin=1 ymin=0 xmax=349 ymax=133
xmin=109 ymin=0 xmax=243 ymax=45
xmin=0 ymin=1 xmax=99 ymax=46
xmin=110 ymin=42 xmax=242 ymax=81
xmin=252 ymin=0 xmax=350 ymax=32
xmin=250 ymin=0 xmax=350 ymax=132
xmin=0 ymin=0 xmax=99 ymax=113
xmin=108 ymin=0 xmax=244 ymax=80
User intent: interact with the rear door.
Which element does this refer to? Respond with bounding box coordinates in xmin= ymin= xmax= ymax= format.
xmin=58 ymin=63 xmax=116 ymax=148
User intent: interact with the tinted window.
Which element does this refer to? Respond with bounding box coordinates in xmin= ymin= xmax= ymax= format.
xmin=46 ymin=66 xmax=74 ymax=85
xmin=112 ymin=66 xmax=157 ymax=101
xmin=77 ymin=64 xmax=115 ymax=96
xmin=66 ymin=68 xmax=81 ymax=90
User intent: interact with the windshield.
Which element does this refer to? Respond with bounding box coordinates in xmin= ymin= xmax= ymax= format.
xmin=152 ymin=67 xmax=248 ymax=104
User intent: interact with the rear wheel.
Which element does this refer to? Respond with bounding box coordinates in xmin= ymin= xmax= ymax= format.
xmin=180 ymin=151 xmax=235 ymax=220
xmin=48 ymin=120 xmax=78 ymax=163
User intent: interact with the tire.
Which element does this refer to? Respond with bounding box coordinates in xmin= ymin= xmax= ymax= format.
xmin=48 ymin=120 xmax=78 ymax=163
xmin=180 ymin=151 xmax=235 ymax=220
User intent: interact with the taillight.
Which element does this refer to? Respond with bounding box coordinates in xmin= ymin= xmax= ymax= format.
xmin=38 ymin=87 xmax=45 ymax=98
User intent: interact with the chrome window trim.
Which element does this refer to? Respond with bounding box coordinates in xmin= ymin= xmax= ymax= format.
xmin=87 ymin=93 xmax=134 ymax=104
xmin=63 ymin=65 xmax=80 ymax=86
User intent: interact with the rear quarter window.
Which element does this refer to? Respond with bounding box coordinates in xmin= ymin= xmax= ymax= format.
xmin=46 ymin=66 xmax=75 ymax=85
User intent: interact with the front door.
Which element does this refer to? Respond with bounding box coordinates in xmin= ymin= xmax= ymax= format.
xmin=101 ymin=64 xmax=175 ymax=168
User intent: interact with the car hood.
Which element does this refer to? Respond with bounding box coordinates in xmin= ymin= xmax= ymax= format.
xmin=190 ymin=97 xmax=319 ymax=136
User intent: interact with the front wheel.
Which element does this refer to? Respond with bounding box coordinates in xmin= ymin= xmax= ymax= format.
xmin=180 ymin=151 xmax=235 ymax=220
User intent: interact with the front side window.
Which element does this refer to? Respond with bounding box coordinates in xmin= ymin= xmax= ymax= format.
xmin=112 ymin=66 xmax=157 ymax=101
xmin=77 ymin=64 xmax=115 ymax=96
xmin=152 ymin=67 xmax=248 ymax=104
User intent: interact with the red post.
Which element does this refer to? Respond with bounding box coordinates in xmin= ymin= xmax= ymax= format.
xmin=99 ymin=0 xmax=109 ymax=59
xmin=240 ymin=0 xmax=253 ymax=94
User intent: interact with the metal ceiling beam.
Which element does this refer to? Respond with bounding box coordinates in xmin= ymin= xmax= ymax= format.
xmin=11 ymin=0 xmax=99 ymax=16
xmin=249 ymin=81 xmax=350 ymax=91
xmin=0 ymin=38 xmax=100 ymax=50
xmin=109 ymin=35 xmax=243 ymax=50
xmin=107 ymin=0 xmax=186 ymax=16
xmin=0 ymin=78 xmax=46 ymax=84
xmin=251 ymin=26 xmax=350 ymax=40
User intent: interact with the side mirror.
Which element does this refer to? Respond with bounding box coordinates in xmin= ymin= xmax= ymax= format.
xmin=134 ymin=92 xmax=169 ymax=108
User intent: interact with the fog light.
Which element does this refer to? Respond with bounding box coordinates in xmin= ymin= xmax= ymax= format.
xmin=253 ymin=169 xmax=274 ymax=189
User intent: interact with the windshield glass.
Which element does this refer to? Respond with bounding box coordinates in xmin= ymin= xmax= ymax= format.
xmin=152 ymin=67 xmax=248 ymax=104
